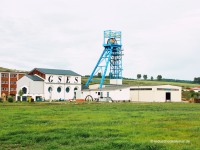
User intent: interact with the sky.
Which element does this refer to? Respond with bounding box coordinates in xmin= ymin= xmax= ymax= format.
xmin=0 ymin=0 xmax=200 ymax=80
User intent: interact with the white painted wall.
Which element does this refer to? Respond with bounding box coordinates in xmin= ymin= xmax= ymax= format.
xmin=44 ymin=74 xmax=81 ymax=100
xmin=130 ymin=85 xmax=182 ymax=102
xmin=82 ymin=87 xmax=130 ymax=101
xmin=17 ymin=76 xmax=44 ymax=101
xmin=44 ymin=83 xmax=81 ymax=100
xmin=45 ymin=74 xmax=81 ymax=84
xmin=110 ymin=79 xmax=122 ymax=85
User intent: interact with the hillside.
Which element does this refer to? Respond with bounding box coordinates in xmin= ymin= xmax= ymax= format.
xmin=0 ymin=66 xmax=27 ymax=73
xmin=82 ymin=77 xmax=199 ymax=88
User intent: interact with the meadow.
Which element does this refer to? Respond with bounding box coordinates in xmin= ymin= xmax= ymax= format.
xmin=82 ymin=77 xmax=199 ymax=88
xmin=0 ymin=102 xmax=200 ymax=150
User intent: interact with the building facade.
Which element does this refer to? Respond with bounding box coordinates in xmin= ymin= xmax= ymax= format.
xmin=130 ymin=85 xmax=182 ymax=102
xmin=0 ymin=72 xmax=26 ymax=98
xmin=16 ymin=68 xmax=81 ymax=101
xmin=82 ymin=85 xmax=130 ymax=102
xmin=82 ymin=84 xmax=182 ymax=102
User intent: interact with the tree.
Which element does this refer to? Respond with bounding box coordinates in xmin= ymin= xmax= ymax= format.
xmin=151 ymin=76 xmax=154 ymax=81
xmin=137 ymin=74 xmax=141 ymax=80
xmin=143 ymin=75 xmax=147 ymax=80
xmin=97 ymin=72 xmax=102 ymax=78
xmin=157 ymin=75 xmax=162 ymax=81
xmin=194 ymin=77 xmax=200 ymax=84
xmin=18 ymin=89 xmax=24 ymax=101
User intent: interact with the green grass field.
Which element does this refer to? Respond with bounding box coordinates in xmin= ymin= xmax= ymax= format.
xmin=82 ymin=77 xmax=199 ymax=88
xmin=0 ymin=102 xmax=200 ymax=150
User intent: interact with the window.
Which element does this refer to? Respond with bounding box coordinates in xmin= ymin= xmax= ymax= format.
xmin=74 ymin=87 xmax=78 ymax=91
xmin=66 ymin=87 xmax=70 ymax=93
xmin=2 ymin=81 xmax=8 ymax=84
xmin=130 ymin=88 xmax=152 ymax=91
xmin=107 ymin=92 xmax=109 ymax=97
xmin=22 ymin=87 xmax=27 ymax=94
xmin=2 ymin=88 xmax=8 ymax=91
xmin=48 ymin=87 xmax=53 ymax=93
xmin=2 ymin=74 xmax=8 ymax=78
xmin=11 ymin=74 xmax=17 ymax=78
xmin=11 ymin=88 xmax=16 ymax=91
xmin=57 ymin=87 xmax=61 ymax=93
xmin=157 ymin=88 xmax=179 ymax=91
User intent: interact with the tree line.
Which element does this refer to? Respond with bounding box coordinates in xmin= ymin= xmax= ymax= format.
xmin=136 ymin=74 xmax=162 ymax=81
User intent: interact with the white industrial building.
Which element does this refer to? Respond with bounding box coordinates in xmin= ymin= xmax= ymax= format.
xmin=82 ymin=85 xmax=130 ymax=102
xmin=129 ymin=85 xmax=182 ymax=102
xmin=16 ymin=68 xmax=81 ymax=101
xmin=81 ymin=84 xmax=182 ymax=102
xmin=16 ymin=68 xmax=182 ymax=102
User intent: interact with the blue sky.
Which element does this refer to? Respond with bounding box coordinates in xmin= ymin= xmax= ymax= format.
xmin=0 ymin=0 xmax=200 ymax=80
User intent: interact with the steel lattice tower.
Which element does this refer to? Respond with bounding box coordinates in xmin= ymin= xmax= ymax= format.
xmin=85 ymin=30 xmax=123 ymax=88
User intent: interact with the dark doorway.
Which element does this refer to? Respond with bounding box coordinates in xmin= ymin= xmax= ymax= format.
xmin=166 ymin=92 xmax=171 ymax=102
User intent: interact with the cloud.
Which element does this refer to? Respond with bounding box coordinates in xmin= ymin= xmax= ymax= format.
xmin=0 ymin=0 xmax=200 ymax=80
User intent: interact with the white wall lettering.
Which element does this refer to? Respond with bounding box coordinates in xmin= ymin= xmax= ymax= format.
xmin=48 ymin=76 xmax=53 ymax=82
xmin=66 ymin=76 xmax=70 ymax=83
xmin=58 ymin=76 xmax=62 ymax=83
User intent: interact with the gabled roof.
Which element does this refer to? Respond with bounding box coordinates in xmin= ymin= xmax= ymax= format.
xmin=34 ymin=68 xmax=81 ymax=76
xmin=26 ymin=75 xmax=44 ymax=81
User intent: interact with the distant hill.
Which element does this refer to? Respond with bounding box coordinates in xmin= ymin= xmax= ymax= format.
xmin=0 ymin=67 xmax=27 ymax=73
xmin=81 ymin=77 xmax=198 ymax=88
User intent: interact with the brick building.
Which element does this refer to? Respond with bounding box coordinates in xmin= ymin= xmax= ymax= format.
xmin=0 ymin=72 xmax=26 ymax=98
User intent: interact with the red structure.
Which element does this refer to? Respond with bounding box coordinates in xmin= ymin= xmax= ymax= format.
xmin=0 ymin=72 xmax=26 ymax=98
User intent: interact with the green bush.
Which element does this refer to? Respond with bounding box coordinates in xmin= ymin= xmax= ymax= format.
xmin=0 ymin=97 xmax=3 ymax=103
xmin=7 ymin=96 xmax=14 ymax=103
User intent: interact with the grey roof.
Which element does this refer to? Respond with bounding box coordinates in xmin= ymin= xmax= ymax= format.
xmin=35 ymin=68 xmax=81 ymax=76
xmin=82 ymin=85 xmax=131 ymax=91
xmin=26 ymin=75 xmax=44 ymax=81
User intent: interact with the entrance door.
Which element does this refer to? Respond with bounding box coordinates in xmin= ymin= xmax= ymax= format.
xmin=166 ymin=92 xmax=171 ymax=102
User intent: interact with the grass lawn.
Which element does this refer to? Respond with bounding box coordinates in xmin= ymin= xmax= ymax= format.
xmin=0 ymin=102 xmax=199 ymax=150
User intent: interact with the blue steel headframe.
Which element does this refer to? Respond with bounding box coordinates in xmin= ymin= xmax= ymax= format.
xmin=85 ymin=30 xmax=123 ymax=88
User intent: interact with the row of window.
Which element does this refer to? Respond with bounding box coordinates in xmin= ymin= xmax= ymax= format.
xmin=2 ymin=81 xmax=8 ymax=84
xmin=1 ymin=81 xmax=16 ymax=84
xmin=11 ymin=88 xmax=16 ymax=91
xmin=20 ymin=86 xmax=79 ymax=94
xmin=1 ymin=88 xmax=16 ymax=91
xmin=1 ymin=74 xmax=17 ymax=78
xmin=157 ymin=88 xmax=179 ymax=91
xmin=2 ymin=88 xmax=8 ymax=91
xmin=130 ymin=88 xmax=152 ymax=91
xmin=48 ymin=86 xmax=78 ymax=93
